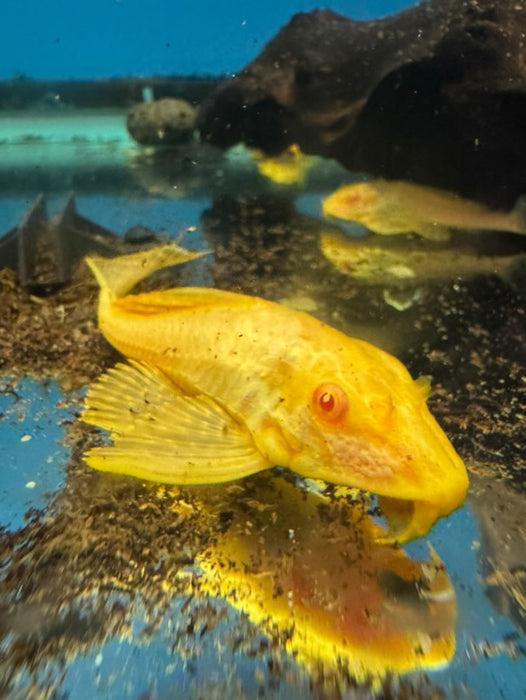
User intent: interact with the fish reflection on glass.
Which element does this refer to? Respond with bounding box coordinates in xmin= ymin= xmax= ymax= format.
xmin=320 ymin=230 xmax=525 ymax=286
xmin=196 ymin=474 xmax=457 ymax=682
xmin=250 ymin=143 xmax=313 ymax=185
xmin=322 ymin=180 xmax=526 ymax=240
xmin=81 ymin=243 xmax=468 ymax=542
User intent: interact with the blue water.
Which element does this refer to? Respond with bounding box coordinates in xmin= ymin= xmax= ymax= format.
xmin=406 ymin=506 xmax=526 ymax=698
xmin=0 ymin=377 xmax=73 ymax=531
xmin=58 ymin=596 xmax=310 ymax=699
xmin=1 ymin=0 xmax=416 ymax=80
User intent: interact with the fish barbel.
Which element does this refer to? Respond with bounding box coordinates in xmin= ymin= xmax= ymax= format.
xmin=322 ymin=180 xmax=526 ymax=240
xmin=81 ymin=243 xmax=468 ymax=541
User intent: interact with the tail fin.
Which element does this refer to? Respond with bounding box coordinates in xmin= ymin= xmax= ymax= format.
xmin=502 ymin=254 xmax=526 ymax=300
xmin=510 ymin=195 xmax=526 ymax=235
xmin=85 ymin=243 xmax=208 ymax=299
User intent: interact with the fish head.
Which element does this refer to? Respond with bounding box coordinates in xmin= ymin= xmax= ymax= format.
xmin=285 ymin=339 xmax=468 ymax=542
xmin=322 ymin=182 xmax=378 ymax=223
xmin=251 ymin=144 xmax=311 ymax=185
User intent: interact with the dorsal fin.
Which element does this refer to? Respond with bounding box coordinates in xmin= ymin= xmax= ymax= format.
xmin=85 ymin=243 xmax=208 ymax=299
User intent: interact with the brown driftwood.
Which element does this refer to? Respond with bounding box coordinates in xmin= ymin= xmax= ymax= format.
xmin=198 ymin=1 xmax=526 ymax=207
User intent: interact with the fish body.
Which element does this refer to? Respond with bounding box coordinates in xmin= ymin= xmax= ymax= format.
xmin=321 ymin=231 xmax=525 ymax=285
xmin=82 ymin=243 xmax=468 ymax=541
xmin=322 ymin=180 xmax=526 ymax=239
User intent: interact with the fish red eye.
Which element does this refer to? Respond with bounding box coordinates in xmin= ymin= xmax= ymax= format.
xmin=312 ymin=383 xmax=348 ymax=422
xmin=345 ymin=193 xmax=361 ymax=207
xmin=319 ymin=392 xmax=335 ymax=411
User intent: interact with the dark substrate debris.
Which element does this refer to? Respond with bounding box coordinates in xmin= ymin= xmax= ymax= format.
xmin=0 ymin=263 xmax=117 ymax=391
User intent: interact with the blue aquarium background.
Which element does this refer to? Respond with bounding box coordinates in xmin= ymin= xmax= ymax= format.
xmin=2 ymin=0 xmax=414 ymax=79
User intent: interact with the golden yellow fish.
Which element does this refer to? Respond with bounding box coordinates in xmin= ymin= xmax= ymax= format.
xmin=250 ymin=143 xmax=313 ymax=185
xmin=196 ymin=474 xmax=457 ymax=683
xmin=320 ymin=231 xmax=525 ymax=285
xmin=322 ymin=180 xmax=526 ymax=240
xmin=82 ymin=243 xmax=468 ymax=541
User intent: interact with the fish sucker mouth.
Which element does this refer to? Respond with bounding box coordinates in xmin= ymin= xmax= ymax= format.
xmin=366 ymin=450 xmax=469 ymax=543
xmin=376 ymin=496 xmax=450 ymax=544
xmin=295 ymin=447 xmax=467 ymax=542
xmin=307 ymin=405 xmax=469 ymax=542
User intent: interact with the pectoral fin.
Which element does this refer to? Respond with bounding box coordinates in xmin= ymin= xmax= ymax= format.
xmin=414 ymin=375 xmax=432 ymax=400
xmin=82 ymin=360 xmax=270 ymax=484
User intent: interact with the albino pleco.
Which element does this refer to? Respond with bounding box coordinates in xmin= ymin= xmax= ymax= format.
xmin=322 ymin=179 xmax=526 ymax=239
xmin=82 ymin=243 xmax=469 ymax=541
